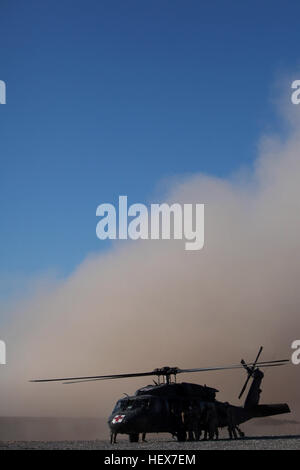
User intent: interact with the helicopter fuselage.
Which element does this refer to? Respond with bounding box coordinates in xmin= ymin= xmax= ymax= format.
xmin=108 ymin=380 xmax=290 ymax=440
xmin=30 ymin=348 xmax=291 ymax=442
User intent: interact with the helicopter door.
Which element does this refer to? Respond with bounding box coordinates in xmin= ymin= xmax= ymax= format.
xmin=146 ymin=397 xmax=169 ymax=432
xmin=166 ymin=399 xmax=184 ymax=430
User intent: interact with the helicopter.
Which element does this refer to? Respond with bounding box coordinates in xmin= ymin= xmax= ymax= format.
xmin=31 ymin=347 xmax=291 ymax=443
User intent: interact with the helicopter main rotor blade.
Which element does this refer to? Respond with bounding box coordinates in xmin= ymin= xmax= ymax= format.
xmin=30 ymin=359 xmax=289 ymax=384
xmin=62 ymin=363 xmax=286 ymax=384
xmin=178 ymin=359 xmax=288 ymax=375
xmin=30 ymin=371 xmax=156 ymax=383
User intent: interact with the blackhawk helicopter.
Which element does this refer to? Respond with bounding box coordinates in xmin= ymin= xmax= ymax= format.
xmin=31 ymin=347 xmax=290 ymax=442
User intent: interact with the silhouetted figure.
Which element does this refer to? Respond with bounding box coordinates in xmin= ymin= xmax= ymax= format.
xmin=202 ymin=403 xmax=219 ymax=440
xmin=224 ymin=402 xmax=238 ymax=439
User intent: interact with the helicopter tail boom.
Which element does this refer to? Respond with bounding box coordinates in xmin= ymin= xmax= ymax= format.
xmin=248 ymin=403 xmax=290 ymax=418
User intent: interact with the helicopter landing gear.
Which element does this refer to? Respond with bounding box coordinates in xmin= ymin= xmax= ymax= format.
xmin=236 ymin=426 xmax=245 ymax=438
xmin=129 ymin=433 xmax=139 ymax=443
xmin=176 ymin=430 xmax=186 ymax=442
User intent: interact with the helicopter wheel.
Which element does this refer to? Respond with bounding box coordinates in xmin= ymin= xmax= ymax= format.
xmin=129 ymin=433 xmax=139 ymax=443
xmin=176 ymin=430 xmax=186 ymax=442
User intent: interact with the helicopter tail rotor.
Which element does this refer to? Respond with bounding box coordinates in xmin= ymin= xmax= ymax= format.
xmin=238 ymin=346 xmax=263 ymax=399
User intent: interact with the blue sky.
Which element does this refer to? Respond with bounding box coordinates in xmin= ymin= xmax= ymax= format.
xmin=1 ymin=0 xmax=300 ymax=298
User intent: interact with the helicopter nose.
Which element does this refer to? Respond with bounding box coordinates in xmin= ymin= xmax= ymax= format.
xmin=109 ymin=412 xmax=143 ymax=433
xmin=109 ymin=413 xmax=127 ymax=431
xmin=110 ymin=414 xmax=126 ymax=426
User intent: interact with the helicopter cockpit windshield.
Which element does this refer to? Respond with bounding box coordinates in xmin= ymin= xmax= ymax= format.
xmin=113 ymin=397 xmax=152 ymax=413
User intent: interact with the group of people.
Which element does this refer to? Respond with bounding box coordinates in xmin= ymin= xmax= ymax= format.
xmin=182 ymin=401 xmax=245 ymax=441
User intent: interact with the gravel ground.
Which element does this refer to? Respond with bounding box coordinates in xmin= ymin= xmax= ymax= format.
xmin=0 ymin=435 xmax=299 ymax=450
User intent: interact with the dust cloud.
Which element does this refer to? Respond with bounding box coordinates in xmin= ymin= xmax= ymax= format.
xmin=1 ymin=88 xmax=300 ymax=438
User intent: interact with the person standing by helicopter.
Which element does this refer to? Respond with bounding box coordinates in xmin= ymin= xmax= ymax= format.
xmin=183 ymin=404 xmax=195 ymax=441
xmin=201 ymin=402 xmax=219 ymax=440
xmin=183 ymin=402 xmax=202 ymax=441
